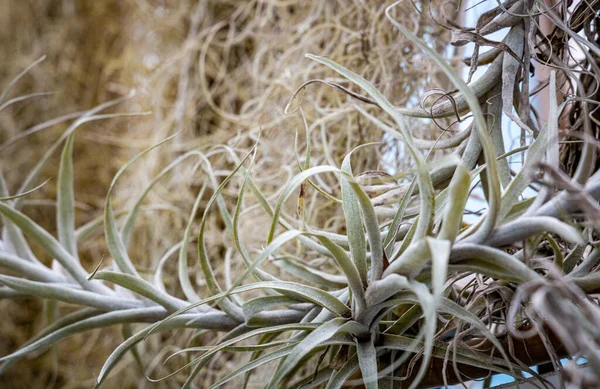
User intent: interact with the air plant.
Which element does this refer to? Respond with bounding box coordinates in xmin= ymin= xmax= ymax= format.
xmin=2 ymin=0 xmax=600 ymax=388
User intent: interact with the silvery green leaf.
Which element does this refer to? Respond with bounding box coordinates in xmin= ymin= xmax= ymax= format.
xmin=289 ymin=366 xmax=334 ymax=389
xmin=0 ymin=308 xmax=100 ymax=374
xmin=0 ymin=252 xmax=64 ymax=282
xmin=104 ymin=133 xmax=179 ymax=277
xmin=383 ymin=179 xmax=416 ymax=258
xmin=96 ymin=311 xmax=241 ymax=387
xmin=310 ymin=233 xmax=366 ymax=310
xmin=120 ymin=152 xmax=200 ymax=247
xmin=306 ymin=54 xmax=434 ymax=243
xmin=500 ymin=25 xmax=530 ymax=135
xmin=488 ymin=216 xmax=585 ymax=247
xmin=366 ymin=274 xmax=411 ymax=306
xmin=242 ymin=295 xmax=302 ymax=321
xmin=384 ymin=6 xmax=502 ymax=243
xmin=0 ymin=202 xmax=110 ymax=294
xmin=565 ymin=245 xmax=586 ymax=275
xmin=341 ymin=146 xmax=384 ymax=281
xmin=227 ymin=281 xmax=350 ymax=317
xmin=274 ymin=258 xmax=347 ymax=289
xmin=76 ymin=205 xmax=177 ymax=243
xmin=383 ymin=239 xmax=430 ymax=278
xmin=208 ymin=345 xmax=296 ymax=389
xmin=389 ymin=215 xmax=418 ymax=263
xmin=0 ymin=287 xmax=29 ymax=299
xmin=340 ymin=152 xmax=368 ymax=284
xmin=451 ymin=243 xmax=539 ymax=282
xmin=0 ymin=92 xmax=50 ymax=112
xmin=293 ymin=112 xmax=341 ymax=205
xmin=436 ymin=296 xmax=515 ymax=373
xmin=0 ymin=274 xmax=140 ymax=311
xmin=224 ymin=147 xmax=333 ymax=258
xmin=120 ymin=323 xmax=144 ymax=374
xmin=231 ymin=143 xmax=278 ymax=283
xmin=268 ymin=165 xmax=340 ymax=243
xmin=240 ymin=332 xmax=282 ymax=388
xmin=438 ymin=164 xmax=470 ymax=243
xmin=504 ymin=197 xmax=536 ymax=222
xmin=267 ymin=317 xmax=346 ymax=389
xmin=426 ymin=237 xmax=450 ymax=309
xmin=325 ymin=353 xmax=359 ymax=389
xmin=356 ymin=339 xmax=378 ymax=389
xmin=0 ymin=110 xmax=84 ymax=154
xmin=354 ymin=104 xmax=471 ymax=149
xmin=404 ymin=282 xmax=436 ymax=389
xmin=75 ymin=211 xmax=116 ymax=242
xmin=0 ymin=170 xmax=39 ymax=263
xmin=571 ymin=246 xmax=600 ymax=278
xmin=183 ymin=338 xmax=301 ymax=353
xmin=57 ymin=133 xmax=78 ymax=260
xmin=381 ymin=334 xmax=515 ymax=375
xmin=487 ymin=83 xmax=511 ymax=189
xmin=178 ymin=182 xmax=207 ymax=303
xmin=93 ymin=270 xmax=187 ymax=312
xmin=0 ymin=307 xmax=167 ymax=364
xmin=16 ymin=92 xmax=142 ymax=210
xmin=384 ymin=304 xmax=422 ymax=336
xmin=0 ymin=179 xmax=49 ymax=202
xmin=0 ymin=55 xmax=46 ymax=104
xmin=197 ymin=147 xmax=260 ymax=321
xmin=147 ymin=280 xmax=348 ymax=342
xmin=497 ymin=124 xmax=548 ymax=222
xmin=145 ymin=323 xmax=320 ymax=384
xmin=214 ymin=229 xmax=302 ymax=315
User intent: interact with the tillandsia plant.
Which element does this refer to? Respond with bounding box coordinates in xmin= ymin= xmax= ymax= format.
xmin=3 ymin=0 xmax=600 ymax=388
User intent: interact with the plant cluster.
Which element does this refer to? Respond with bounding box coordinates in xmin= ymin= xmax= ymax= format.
xmin=2 ymin=0 xmax=600 ymax=388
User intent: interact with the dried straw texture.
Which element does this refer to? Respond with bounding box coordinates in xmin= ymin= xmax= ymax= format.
xmin=1 ymin=1 xmax=454 ymax=388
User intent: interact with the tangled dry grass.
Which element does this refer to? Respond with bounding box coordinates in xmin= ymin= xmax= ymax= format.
xmin=1 ymin=1 xmax=455 ymax=387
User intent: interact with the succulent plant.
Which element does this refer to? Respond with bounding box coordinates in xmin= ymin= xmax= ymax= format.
xmin=2 ymin=1 xmax=600 ymax=388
